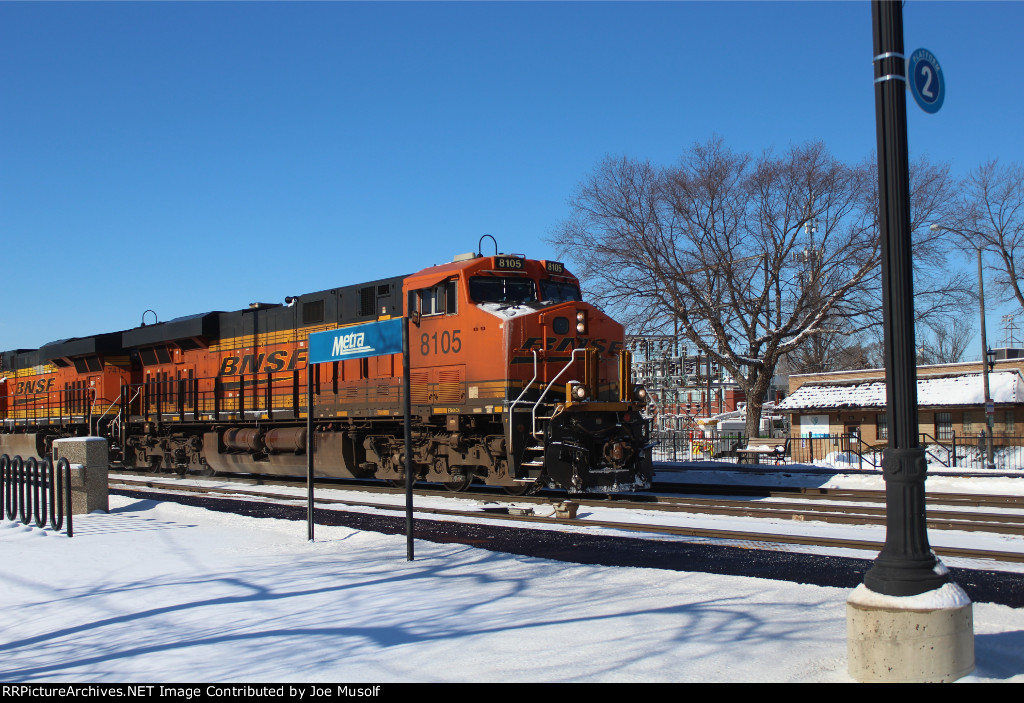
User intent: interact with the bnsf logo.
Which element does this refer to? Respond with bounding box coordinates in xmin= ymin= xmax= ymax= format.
xmin=519 ymin=337 xmax=623 ymax=356
xmin=218 ymin=348 xmax=308 ymax=376
xmin=14 ymin=379 xmax=56 ymax=394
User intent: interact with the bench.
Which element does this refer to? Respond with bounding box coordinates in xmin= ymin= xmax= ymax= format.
xmin=735 ymin=437 xmax=790 ymax=465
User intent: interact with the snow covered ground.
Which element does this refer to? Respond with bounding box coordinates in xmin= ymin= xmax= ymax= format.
xmin=2 ymin=464 xmax=1024 ymax=683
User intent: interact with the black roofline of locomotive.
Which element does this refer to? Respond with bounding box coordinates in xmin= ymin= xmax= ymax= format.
xmin=122 ymin=312 xmax=223 ymax=348
xmin=39 ymin=331 xmax=127 ymax=362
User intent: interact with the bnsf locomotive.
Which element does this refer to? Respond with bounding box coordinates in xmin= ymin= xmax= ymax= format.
xmin=0 ymin=252 xmax=652 ymax=493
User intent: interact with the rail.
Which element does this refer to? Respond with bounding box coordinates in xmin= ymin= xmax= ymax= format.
xmin=918 ymin=432 xmax=956 ymax=467
xmin=0 ymin=386 xmax=94 ymax=431
xmin=0 ymin=454 xmax=73 ymax=536
xmin=92 ymin=392 xmax=122 ymax=437
xmin=506 ymin=350 xmax=539 ymax=452
xmin=651 ymin=429 xmax=1024 ymax=470
xmin=530 ymin=348 xmax=586 ymax=438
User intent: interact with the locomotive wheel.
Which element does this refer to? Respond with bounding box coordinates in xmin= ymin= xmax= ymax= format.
xmin=442 ymin=475 xmax=473 ymax=492
xmin=504 ymin=482 xmax=538 ymax=496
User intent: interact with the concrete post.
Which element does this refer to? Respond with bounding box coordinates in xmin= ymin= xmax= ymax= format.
xmin=52 ymin=437 xmax=109 ymax=514
xmin=847 ymin=581 xmax=975 ymax=682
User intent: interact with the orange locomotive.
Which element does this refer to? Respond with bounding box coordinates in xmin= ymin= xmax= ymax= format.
xmin=0 ymin=334 xmax=132 ymax=459
xmin=0 ymin=251 xmax=653 ymax=493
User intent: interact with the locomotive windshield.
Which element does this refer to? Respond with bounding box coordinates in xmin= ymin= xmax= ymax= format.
xmin=540 ymin=279 xmax=582 ymax=303
xmin=468 ymin=276 xmax=537 ymax=304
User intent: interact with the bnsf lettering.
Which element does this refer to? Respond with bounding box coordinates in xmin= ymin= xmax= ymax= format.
xmin=219 ymin=349 xmax=308 ymax=376
xmin=518 ymin=338 xmax=621 ymax=356
xmin=240 ymin=353 xmax=265 ymax=374
xmin=264 ymin=349 xmax=289 ymax=372
xmin=14 ymin=379 xmax=55 ymax=394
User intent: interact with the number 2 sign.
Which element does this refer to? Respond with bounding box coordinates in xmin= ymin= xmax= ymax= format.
xmin=908 ymin=48 xmax=944 ymax=114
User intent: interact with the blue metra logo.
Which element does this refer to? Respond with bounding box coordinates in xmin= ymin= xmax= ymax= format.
xmin=309 ymin=318 xmax=404 ymax=364
xmin=330 ymin=331 xmax=372 ymax=356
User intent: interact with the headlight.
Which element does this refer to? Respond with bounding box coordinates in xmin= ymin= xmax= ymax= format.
xmin=571 ymin=383 xmax=590 ymax=401
xmin=576 ymin=310 xmax=587 ymax=334
xmin=632 ymin=385 xmax=648 ymax=402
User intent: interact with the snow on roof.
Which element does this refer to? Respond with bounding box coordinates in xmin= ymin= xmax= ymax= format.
xmin=777 ymin=370 xmax=1024 ymax=412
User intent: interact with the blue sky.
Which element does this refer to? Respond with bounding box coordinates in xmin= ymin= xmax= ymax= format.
xmin=2 ymin=1 xmax=1023 ymax=351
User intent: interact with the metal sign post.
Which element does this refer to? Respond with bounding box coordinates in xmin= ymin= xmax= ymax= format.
xmin=306 ymin=319 xmax=412 ymax=557
xmin=307 ymin=368 xmax=314 ymax=541
xmin=402 ymin=321 xmax=414 ymax=561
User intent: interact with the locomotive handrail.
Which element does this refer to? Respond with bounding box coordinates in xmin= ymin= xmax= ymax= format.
xmin=506 ymin=350 xmax=540 ymax=452
xmin=110 ymin=387 xmax=141 ymax=441
xmin=92 ymin=393 xmax=122 ymax=437
xmin=530 ymin=348 xmax=586 ymax=439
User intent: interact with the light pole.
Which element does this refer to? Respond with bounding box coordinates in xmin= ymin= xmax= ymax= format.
xmin=864 ymin=1 xmax=947 ymax=597
xmin=931 ymin=223 xmax=996 ymax=469
xmin=976 ymin=247 xmax=997 ymax=469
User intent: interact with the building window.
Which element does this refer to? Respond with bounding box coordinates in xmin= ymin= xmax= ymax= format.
xmin=936 ymin=412 xmax=953 ymax=440
xmin=1005 ymin=411 xmax=1015 ymax=434
xmin=876 ymin=413 xmax=888 ymax=440
xmin=962 ymin=411 xmax=973 ymax=434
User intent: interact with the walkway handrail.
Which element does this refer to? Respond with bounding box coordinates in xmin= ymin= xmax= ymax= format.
xmin=506 ymin=349 xmax=539 ymax=452
xmin=530 ymin=348 xmax=586 ymax=438
xmin=92 ymin=393 xmax=124 ymax=437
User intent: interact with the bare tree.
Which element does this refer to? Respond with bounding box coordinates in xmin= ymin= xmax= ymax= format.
xmin=785 ymin=323 xmax=876 ymax=374
xmin=555 ymin=138 xmax=972 ymax=436
xmin=917 ymin=317 xmax=973 ymax=365
xmin=856 ymin=156 xmax=975 ymax=329
xmin=951 ymin=160 xmax=1024 ymax=313
xmin=554 ymin=139 xmax=878 ymax=437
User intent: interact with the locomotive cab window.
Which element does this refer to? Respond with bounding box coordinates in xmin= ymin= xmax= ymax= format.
xmin=416 ymin=279 xmax=458 ymax=317
xmin=540 ymin=279 xmax=582 ymax=303
xmin=468 ymin=276 xmax=537 ymax=304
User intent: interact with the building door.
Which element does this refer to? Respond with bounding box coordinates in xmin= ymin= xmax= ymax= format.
xmin=845 ymin=424 xmax=861 ymax=451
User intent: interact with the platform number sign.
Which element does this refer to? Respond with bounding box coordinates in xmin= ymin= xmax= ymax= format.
xmin=908 ymin=48 xmax=944 ymax=114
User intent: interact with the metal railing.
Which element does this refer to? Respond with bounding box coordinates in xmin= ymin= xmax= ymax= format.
xmin=650 ymin=429 xmax=1024 ymax=471
xmin=0 ymin=454 xmax=73 ymax=536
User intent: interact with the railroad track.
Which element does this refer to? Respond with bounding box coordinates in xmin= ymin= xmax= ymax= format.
xmin=654 ymin=480 xmax=1024 ymax=508
xmin=109 ymin=473 xmax=1024 ymax=565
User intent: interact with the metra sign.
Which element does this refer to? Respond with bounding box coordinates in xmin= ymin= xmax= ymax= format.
xmin=309 ymin=318 xmax=404 ymax=364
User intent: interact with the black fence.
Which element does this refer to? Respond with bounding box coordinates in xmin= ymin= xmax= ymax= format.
xmin=0 ymin=454 xmax=73 ymax=536
xmin=650 ymin=430 xmax=1024 ymax=471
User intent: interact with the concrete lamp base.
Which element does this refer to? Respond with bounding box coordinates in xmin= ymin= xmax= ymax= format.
xmin=847 ymin=581 xmax=975 ymax=682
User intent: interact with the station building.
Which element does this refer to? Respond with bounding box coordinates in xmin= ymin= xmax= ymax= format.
xmin=777 ymin=351 xmax=1024 ymax=447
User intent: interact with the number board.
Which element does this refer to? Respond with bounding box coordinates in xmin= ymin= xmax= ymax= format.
xmin=544 ymin=260 xmax=565 ymax=274
xmin=494 ymin=256 xmax=525 ymax=270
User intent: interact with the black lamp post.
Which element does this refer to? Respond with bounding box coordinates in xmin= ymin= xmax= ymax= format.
xmin=863 ymin=0 xmax=947 ymax=597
